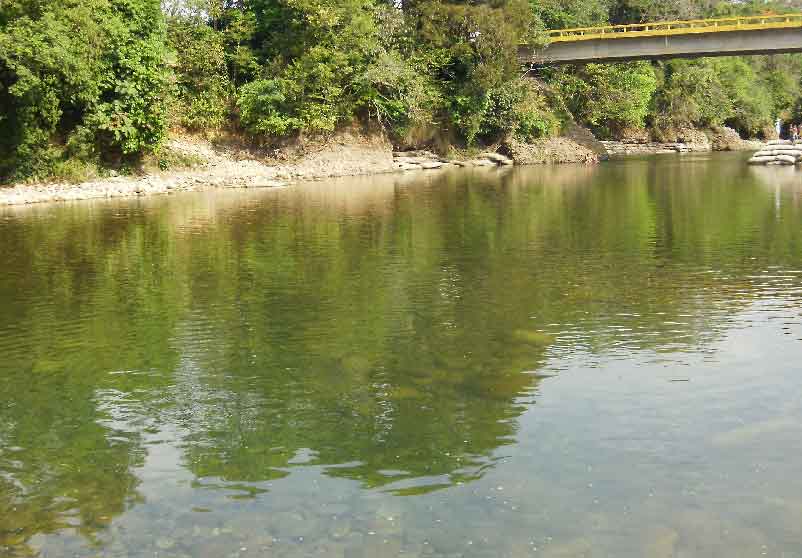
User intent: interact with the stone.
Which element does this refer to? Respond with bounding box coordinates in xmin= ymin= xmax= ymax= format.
xmin=156 ymin=537 xmax=176 ymax=550
xmin=420 ymin=161 xmax=443 ymax=170
xmin=506 ymin=138 xmax=599 ymax=165
xmin=712 ymin=416 xmax=797 ymax=446
xmin=709 ymin=126 xmax=757 ymax=151
xmin=643 ymin=526 xmax=679 ymax=558
xmin=330 ymin=519 xmax=352 ymax=539
xmin=480 ymin=152 xmax=512 ymax=164
xmin=395 ymin=163 xmax=422 ymax=171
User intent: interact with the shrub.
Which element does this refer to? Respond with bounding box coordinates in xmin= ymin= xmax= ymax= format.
xmin=237 ymin=79 xmax=302 ymax=137
xmin=480 ymin=79 xmax=559 ymax=143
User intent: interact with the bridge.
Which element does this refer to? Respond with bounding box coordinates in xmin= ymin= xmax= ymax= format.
xmin=520 ymin=13 xmax=802 ymax=65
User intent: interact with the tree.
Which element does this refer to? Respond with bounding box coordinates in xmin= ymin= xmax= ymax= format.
xmin=0 ymin=0 xmax=169 ymax=182
xmin=401 ymin=0 xmax=540 ymax=143
xmin=530 ymin=0 xmax=609 ymax=30
xmin=551 ymin=62 xmax=657 ymax=138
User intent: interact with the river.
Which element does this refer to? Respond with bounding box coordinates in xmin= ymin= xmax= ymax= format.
xmin=2 ymin=153 xmax=802 ymax=557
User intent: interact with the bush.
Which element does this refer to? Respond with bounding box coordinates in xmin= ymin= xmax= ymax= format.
xmin=480 ymin=79 xmax=559 ymax=143
xmin=237 ymin=79 xmax=302 ymax=137
xmin=236 ymin=0 xmax=385 ymax=137
xmin=50 ymin=159 xmax=100 ymax=184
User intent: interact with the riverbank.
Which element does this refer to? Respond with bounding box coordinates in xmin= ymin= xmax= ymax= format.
xmin=0 ymin=130 xmax=595 ymax=206
xmin=0 ymin=125 xmax=764 ymax=206
xmin=603 ymin=126 xmax=763 ymax=156
xmin=0 ymin=132 xmax=389 ymax=206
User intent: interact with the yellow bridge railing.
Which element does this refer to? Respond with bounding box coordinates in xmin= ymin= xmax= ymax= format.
xmin=548 ymin=13 xmax=802 ymax=43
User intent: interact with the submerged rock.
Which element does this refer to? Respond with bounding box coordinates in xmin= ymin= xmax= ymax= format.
xmin=512 ymin=329 xmax=556 ymax=346
xmin=156 ymin=537 xmax=176 ymax=550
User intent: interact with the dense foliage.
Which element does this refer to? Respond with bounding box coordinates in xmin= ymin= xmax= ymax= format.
xmin=4 ymin=0 xmax=802 ymax=181
xmin=0 ymin=0 xmax=169 ymax=182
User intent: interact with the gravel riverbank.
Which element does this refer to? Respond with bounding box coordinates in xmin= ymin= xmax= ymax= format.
xmin=0 ymin=142 xmax=521 ymax=207
xmin=0 ymin=135 xmax=381 ymax=206
xmin=0 ymin=131 xmax=592 ymax=206
xmin=0 ymin=126 xmax=771 ymax=207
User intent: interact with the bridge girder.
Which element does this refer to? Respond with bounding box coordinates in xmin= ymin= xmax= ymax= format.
xmin=520 ymin=27 xmax=802 ymax=66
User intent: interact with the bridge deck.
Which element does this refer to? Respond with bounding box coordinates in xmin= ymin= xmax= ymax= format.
xmin=548 ymin=13 xmax=802 ymax=42
xmin=522 ymin=13 xmax=802 ymax=65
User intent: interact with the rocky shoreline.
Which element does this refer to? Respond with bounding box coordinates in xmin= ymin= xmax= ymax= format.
xmin=603 ymin=126 xmax=762 ymax=156
xmin=0 ymin=125 xmax=767 ymax=207
xmin=392 ymin=150 xmax=514 ymax=171
xmin=0 ymin=133 xmax=575 ymax=207
xmin=602 ymin=140 xmax=709 ymax=155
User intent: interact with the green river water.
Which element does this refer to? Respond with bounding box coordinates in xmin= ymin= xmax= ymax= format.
xmin=2 ymin=153 xmax=802 ymax=557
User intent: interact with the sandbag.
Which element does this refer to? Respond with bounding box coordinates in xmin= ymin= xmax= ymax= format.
xmin=767 ymin=139 xmax=792 ymax=145
xmin=777 ymin=154 xmax=797 ymax=164
xmin=748 ymin=156 xmax=775 ymax=164
xmin=766 ymin=149 xmax=802 ymax=157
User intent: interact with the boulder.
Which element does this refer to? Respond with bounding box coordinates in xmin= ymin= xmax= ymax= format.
xmin=709 ymin=126 xmax=755 ymax=151
xmin=617 ymin=127 xmax=651 ymax=144
xmin=505 ymin=137 xmax=599 ymax=165
xmin=563 ymin=122 xmax=609 ymax=160
xmin=480 ymin=152 xmax=514 ymax=165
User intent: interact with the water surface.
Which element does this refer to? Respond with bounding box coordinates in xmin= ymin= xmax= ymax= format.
xmin=2 ymin=153 xmax=802 ymax=557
